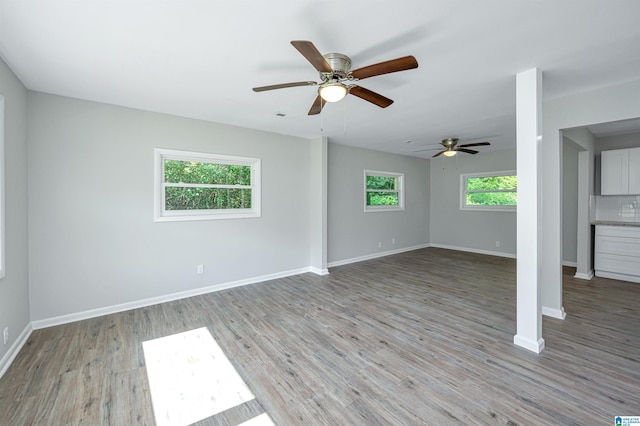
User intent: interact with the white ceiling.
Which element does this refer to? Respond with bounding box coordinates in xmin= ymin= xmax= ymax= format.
xmin=1 ymin=0 xmax=640 ymax=157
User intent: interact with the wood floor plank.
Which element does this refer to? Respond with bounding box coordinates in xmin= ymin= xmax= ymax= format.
xmin=0 ymin=247 xmax=638 ymax=425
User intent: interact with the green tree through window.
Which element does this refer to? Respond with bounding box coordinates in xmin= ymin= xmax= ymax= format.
xmin=365 ymin=170 xmax=404 ymax=211
xmin=461 ymin=172 xmax=516 ymax=211
xmin=164 ymin=160 xmax=252 ymax=210
xmin=154 ymin=149 xmax=260 ymax=222
xmin=366 ymin=175 xmax=399 ymax=206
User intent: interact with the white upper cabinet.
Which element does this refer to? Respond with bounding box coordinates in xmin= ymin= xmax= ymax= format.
xmin=629 ymin=147 xmax=640 ymax=194
xmin=601 ymin=147 xmax=640 ymax=195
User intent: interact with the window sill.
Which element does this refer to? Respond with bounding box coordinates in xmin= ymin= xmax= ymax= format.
xmin=364 ymin=206 xmax=405 ymax=213
xmin=155 ymin=210 xmax=261 ymax=222
xmin=460 ymin=206 xmax=516 ymax=212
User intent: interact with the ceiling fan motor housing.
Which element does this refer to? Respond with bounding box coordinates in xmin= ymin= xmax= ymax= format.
xmin=322 ymin=53 xmax=352 ymax=80
xmin=442 ymin=137 xmax=459 ymax=148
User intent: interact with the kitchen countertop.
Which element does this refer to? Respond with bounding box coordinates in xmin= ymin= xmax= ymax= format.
xmin=592 ymin=221 xmax=640 ymax=227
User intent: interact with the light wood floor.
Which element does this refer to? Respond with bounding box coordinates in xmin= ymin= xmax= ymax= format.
xmin=1 ymin=248 xmax=638 ymax=425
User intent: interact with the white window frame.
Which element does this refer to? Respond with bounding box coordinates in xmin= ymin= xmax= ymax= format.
xmin=364 ymin=169 xmax=405 ymax=212
xmin=460 ymin=170 xmax=516 ymax=212
xmin=154 ymin=148 xmax=261 ymax=222
xmin=0 ymin=96 xmax=5 ymax=279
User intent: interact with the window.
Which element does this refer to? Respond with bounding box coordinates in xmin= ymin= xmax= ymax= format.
xmin=0 ymin=96 xmax=4 ymax=279
xmin=364 ymin=170 xmax=404 ymax=212
xmin=460 ymin=170 xmax=517 ymax=211
xmin=154 ymin=149 xmax=261 ymax=222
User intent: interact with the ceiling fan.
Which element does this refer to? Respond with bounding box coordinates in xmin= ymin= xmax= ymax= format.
xmin=415 ymin=138 xmax=491 ymax=158
xmin=252 ymin=40 xmax=418 ymax=115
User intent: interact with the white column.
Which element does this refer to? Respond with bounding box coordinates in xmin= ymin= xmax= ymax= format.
xmin=309 ymin=136 xmax=329 ymax=275
xmin=575 ymin=150 xmax=594 ymax=281
xmin=514 ymin=68 xmax=545 ymax=353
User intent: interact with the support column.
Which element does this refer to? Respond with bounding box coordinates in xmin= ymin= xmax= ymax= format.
xmin=309 ymin=136 xmax=329 ymax=275
xmin=575 ymin=150 xmax=594 ymax=280
xmin=514 ymin=68 xmax=545 ymax=353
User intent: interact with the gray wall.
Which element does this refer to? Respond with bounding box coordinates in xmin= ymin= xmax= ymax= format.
xmin=27 ymin=92 xmax=319 ymax=322
xmin=562 ymin=140 xmax=579 ymax=264
xmin=595 ymin=132 xmax=640 ymax=155
xmin=0 ymin=59 xmax=30 ymax=363
xmin=327 ymin=143 xmax=429 ymax=263
xmin=430 ymin=149 xmax=517 ymax=256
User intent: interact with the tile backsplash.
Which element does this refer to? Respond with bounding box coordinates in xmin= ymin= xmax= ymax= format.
xmin=592 ymin=195 xmax=640 ymax=223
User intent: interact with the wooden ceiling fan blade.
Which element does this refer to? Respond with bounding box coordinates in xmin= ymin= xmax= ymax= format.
xmin=291 ymin=40 xmax=332 ymax=73
xmin=253 ymin=81 xmax=317 ymax=92
xmin=412 ymin=147 xmax=442 ymax=153
xmin=349 ymin=86 xmax=393 ymax=108
xmin=458 ymin=142 xmax=490 ymax=148
xmin=458 ymin=148 xmax=479 ymax=154
xmin=432 ymin=150 xmax=445 ymax=158
xmin=308 ymin=95 xmax=325 ymax=115
xmin=351 ymin=55 xmax=418 ymax=80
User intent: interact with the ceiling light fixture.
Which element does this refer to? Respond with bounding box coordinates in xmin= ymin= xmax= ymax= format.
xmin=443 ymin=150 xmax=457 ymax=157
xmin=319 ymin=82 xmax=347 ymax=103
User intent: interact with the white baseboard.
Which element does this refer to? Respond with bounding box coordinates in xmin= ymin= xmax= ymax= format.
xmin=309 ymin=267 xmax=329 ymax=276
xmin=0 ymin=323 xmax=32 ymax=379
xmin=429 ymin=243 xmax=516 ymax=259
xmin=327 ymin=243 xmax=515 ymax=269
xmin=574 ymin=270 xmax=594 ymax=280
xmin=595 ymin=270 xmax=640 ymax=284
xmin=562 ymin=261 xmax=578 ymax=267
xmin=542 ymin=306 xmax=566 ymax=320
xmin=327 ymin=244 xmax=430 ymax=268
xmin=31 ymin=266 xmax=313 ymax=330
xmin=513 ymin=334 xmax=545 ymax=354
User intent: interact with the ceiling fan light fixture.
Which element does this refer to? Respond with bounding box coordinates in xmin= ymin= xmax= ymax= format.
xmin=443 ymin=150 xmax=457 ymax=157
xmin=319 ymin=82 xmax=347 ymax=102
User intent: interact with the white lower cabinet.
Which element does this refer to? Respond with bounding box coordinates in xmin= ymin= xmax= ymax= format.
xmin=595 ymin=225 xmax=640 ymax=283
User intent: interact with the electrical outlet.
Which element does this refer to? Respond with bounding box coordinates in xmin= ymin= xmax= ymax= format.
xmin=197 ymin=265 xmax=204 ymax=274
xmin=392 ymin=237 xmax=396 ymax=245
xmin=3 ymin=327 xmax=8 ymax=345
xmin=495 ymin=241 xmax=501 ymax=247
xmin=378 ymin=242 xmax=382 ymax=248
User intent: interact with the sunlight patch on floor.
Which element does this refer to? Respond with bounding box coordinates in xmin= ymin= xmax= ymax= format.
xmin=238 ymin=413 xmax=276 ymax=426
xmin=143 ymin=327 xmax=256 ymax=426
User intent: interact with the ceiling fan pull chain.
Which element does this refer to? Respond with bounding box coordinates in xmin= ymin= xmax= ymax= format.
xmin=343 ymin=96 xmax=347 ymax=134
xmin=320 ymin=97 xmax=324 ymax=132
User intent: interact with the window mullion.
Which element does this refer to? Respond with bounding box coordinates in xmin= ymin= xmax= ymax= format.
xmin=367 ymin=189 xmax=399 ymax=194
xmin=164 ymin=183 xmax=252 ymax=190
xmin=468 ymin=189 xmax=517 ymax=194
